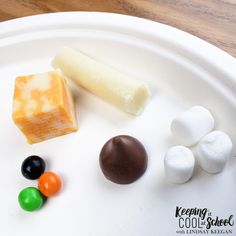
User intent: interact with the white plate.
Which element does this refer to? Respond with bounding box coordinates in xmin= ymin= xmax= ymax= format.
xmin=0 ymin=12 xmax=236 ymax=236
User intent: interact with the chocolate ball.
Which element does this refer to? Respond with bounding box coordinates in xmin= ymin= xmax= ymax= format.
xmin=99 ymin=135 xmax=148 ymax=184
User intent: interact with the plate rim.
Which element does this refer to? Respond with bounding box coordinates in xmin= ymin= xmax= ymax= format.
xmin=0 ymin=11 xmax=236 ymax=93
xmin=1 ymin=12 xmax=236 ymax=81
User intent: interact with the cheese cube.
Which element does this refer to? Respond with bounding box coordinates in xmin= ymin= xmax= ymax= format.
xmin=12 ymin=71 xmax=78 ymax=144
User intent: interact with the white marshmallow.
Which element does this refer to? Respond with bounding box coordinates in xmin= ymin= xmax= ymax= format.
xmin=171 ymin=106 xmax=214 ymax=146
xmin=164 ymin=146 xmax=195 ymax=184
xmin=197 ymin=131 xmax=233 ymax=174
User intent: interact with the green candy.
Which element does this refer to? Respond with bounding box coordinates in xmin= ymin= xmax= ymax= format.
xmin=18 ymin=187 xmax=43 ymax=212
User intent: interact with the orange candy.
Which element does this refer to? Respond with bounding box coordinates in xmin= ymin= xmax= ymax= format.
xmin=38 ymin=172 xmax=62 ymax=197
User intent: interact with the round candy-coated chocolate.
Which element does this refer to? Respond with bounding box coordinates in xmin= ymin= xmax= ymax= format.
xmin=21 ymin=155 xmax=46 ymax=180
xmin=38 ymin=172 xmax=62 ymax=197
xmin=18 ymin=187 xmax=44 ymax=212
xmin=99 ymin=135 xmax=148 ymax=184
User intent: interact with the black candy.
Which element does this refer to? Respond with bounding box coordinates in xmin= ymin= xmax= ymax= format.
xmin=21 ymin=155 xmax=46 ymax=180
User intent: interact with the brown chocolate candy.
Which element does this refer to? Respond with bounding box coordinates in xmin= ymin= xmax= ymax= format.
xmin=99 ymin=135 xmax=148 ymax=184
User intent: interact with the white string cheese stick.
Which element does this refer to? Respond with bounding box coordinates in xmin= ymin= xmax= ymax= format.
xmin=52 ymin=47 xmax=150 ymax=115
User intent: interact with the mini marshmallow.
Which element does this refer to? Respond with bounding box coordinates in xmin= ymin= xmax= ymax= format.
xmin=171 ymin=106 xmax=214 ymax=146
xmin=197 ymin=131 xmax=233 ymax=174
xmin=164 ymin=146 xmax=195 ymax=184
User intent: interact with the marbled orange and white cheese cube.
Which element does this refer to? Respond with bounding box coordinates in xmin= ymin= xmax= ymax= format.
xmin=12 ymin=71 xmax=78 ymax=144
